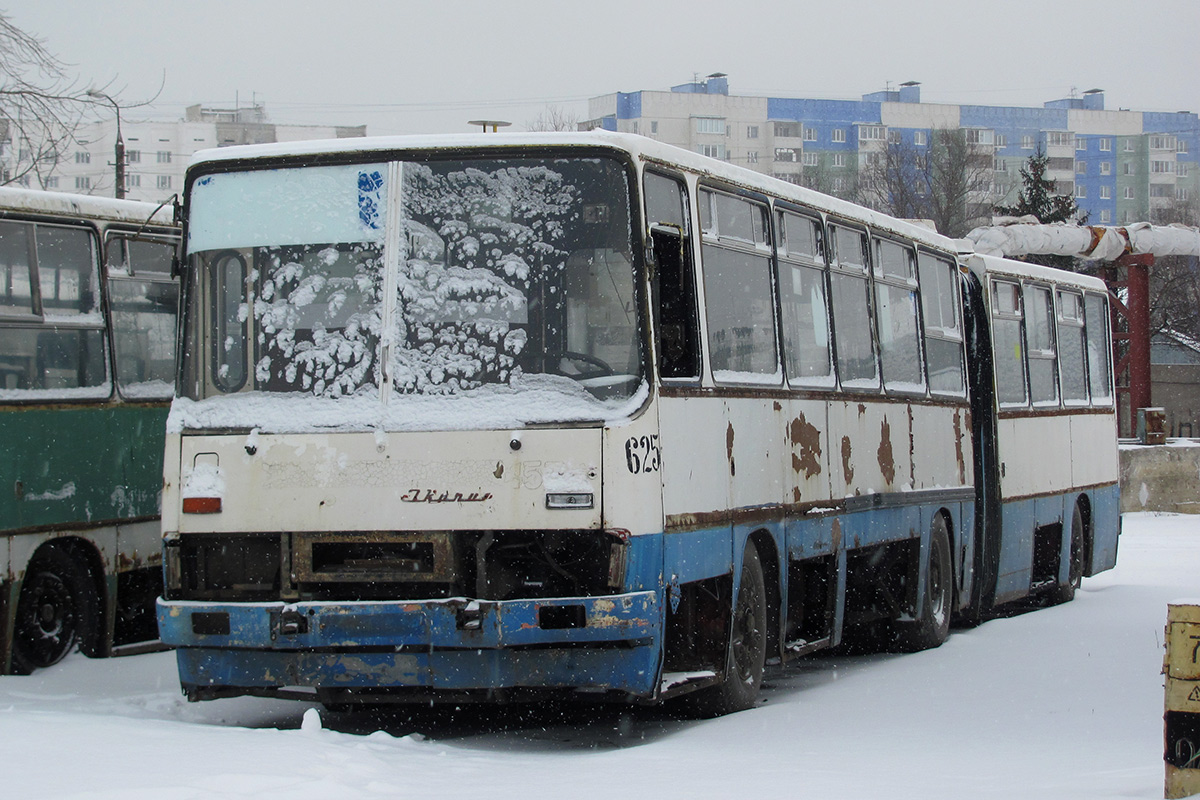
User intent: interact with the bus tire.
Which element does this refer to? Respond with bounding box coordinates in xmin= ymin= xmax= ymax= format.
xmin=897 ymin=514 xmax=952 ymax=652
xmin=692 ymin=545 xmax=767 ymax=716
xmin=11 ymin=546 xmax=99 ymax=674
xmin=1052 ymin=503 xmax=1086 ymax=605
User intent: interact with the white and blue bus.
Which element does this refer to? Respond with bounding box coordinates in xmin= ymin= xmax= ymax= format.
xmin=157 ymin=132 xmax=1118 ymax=713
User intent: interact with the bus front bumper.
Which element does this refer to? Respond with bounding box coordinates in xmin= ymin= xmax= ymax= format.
xmin=157 ymin=592 xmax=661 ymax=696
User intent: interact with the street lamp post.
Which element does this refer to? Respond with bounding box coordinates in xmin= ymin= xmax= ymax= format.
xmin=86 ymin=90 xmax=125 ymax=199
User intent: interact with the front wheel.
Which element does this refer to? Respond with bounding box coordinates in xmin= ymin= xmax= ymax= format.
xmin=690 ymin=545 xmax=767 ymax=716
xmin=896 ymin=514 xmax=952 ymax=652
xmin=11 ymin=547 xmax=99 ymax=674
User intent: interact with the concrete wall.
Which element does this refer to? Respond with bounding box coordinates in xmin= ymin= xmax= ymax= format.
xmin=1120 ymin=442 xmax=1200 ymax=513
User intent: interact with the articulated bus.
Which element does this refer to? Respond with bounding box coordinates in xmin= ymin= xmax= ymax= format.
xmin=0 ymin=187 xmax=180 ymax=673
xmin=157 ymin=133 xmax=1118 ymax=714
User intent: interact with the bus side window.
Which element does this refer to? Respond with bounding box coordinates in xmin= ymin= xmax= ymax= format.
xmin=0 ymin=220 xmax=35 ymax=315
xmin=991 ymin=279 xmax=1027 ymax=407
xmin=874 ymin=237 xmax=923 ymax=392
xmin=1056 ymin=289 xmax=1088 ymax=403
xmin=1084 ymin=293 xmax=1113 ymax=405
xmin=1024 ymin=284 xmax=1058 ymax=405
xmin=776 ymin=210 xmax=832 ymax=385
xmin=828 ymin=223 xmax=878 ymax=389
xmin=645 ymin=171 xmax=700 ymax=380
xmin=918 ymin=253 xmax=965 ymax=396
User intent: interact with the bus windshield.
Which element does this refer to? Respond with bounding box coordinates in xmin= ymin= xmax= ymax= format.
xmin=180 ymin=153 xmax=643 ymax=429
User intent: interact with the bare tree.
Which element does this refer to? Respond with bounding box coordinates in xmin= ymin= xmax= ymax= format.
xmin=525 ymin=105 xmax=580 ymax=132
xmin=0 ymin=13 xmax=107 ymax=188
xmin=859 ymin=129 xmax=994 ymax=237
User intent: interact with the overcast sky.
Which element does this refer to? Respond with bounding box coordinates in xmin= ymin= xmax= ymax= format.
xmin=9 ymin=1 xmax=1200 ymax=135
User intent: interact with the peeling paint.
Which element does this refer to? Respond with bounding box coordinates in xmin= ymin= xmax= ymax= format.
xmin=857 ymin=403 xmax=867 ymax=417
xmin=907 ymin=405 xmax=916 ymax=486
xmin=841 ymin=436 xmax=854 ymax=484
xmin=953 ymin=409 xmax=966 ymax=485
xmin=790 ymin=414 xmax=823 ymax=479
xmin=726 ymin=422 xmax=736 ymax=477
xmin=878 ymin=417 xmax=896 ymax=486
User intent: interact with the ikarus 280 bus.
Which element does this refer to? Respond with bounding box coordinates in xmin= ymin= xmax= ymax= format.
xmin=158 ymin=133 xmax=1119 ymax=714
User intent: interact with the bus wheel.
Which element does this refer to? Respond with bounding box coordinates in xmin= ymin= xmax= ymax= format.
xmin=692 ymin=545 xmax=767 ymax=716
xmin=1052 ymin=504 xmax=1086 ymax=604
xmin=11 ymin=547 xmax=99 ymax=674
xmin=897 ymin=514 xmax=952 ymax=652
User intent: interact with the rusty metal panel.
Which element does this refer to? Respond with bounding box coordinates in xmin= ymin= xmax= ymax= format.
xmin=725 ymin=396 xmax=785 ymax=512
xmin=784 ymin=399 xmax=831 ymax=506
xmin=659 ymin=396 xmax=730 ymax=523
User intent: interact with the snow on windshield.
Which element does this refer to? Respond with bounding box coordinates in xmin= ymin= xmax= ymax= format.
xmin=179 ymin=153 xmax=644 ymax=430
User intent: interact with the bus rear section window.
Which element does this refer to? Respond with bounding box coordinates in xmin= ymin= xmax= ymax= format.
xmin=1084 ymin=293 xmax=1113 ymax=404
xmin=829 ymin=224 xmax=877 ymax=388
xmin=699 ymin=189 xmax=777 ymax=381
xmin=991 ymin=280 xmax=1027 ymax=406
xmin=917 ymin=253 xmax=964 ymax=396
xmin=645 ymin=171 xmax=700 ymax=380
xmin=1056 ymin=289 xmax=1088 ymax=403
xmin=873 ymin=238 xmax=923 ymax=392
xmin=0 ymin=221 xmax=34 ymax=314
xmin=776 ymin=211 xmax=831 ymax=385
xmin=1024 ymin=284 xmax=1058 ymax=405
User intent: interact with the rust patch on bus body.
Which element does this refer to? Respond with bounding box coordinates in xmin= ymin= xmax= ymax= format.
xmin=857 ymin=403 xmax=867 ymax=417
xmin=841 ymin=436 xmax=854 ymax=485
xmin=831 ymin=517 xmax=842 ymax=551
xmin=773 ymin=401 xmax=782 ymax=412
xmin=878 ymin=418 xmax=896 ymax=486
xmin=790 ymin=414 xmax=823 ymax=479
xmin=953 ymin=409 xmax=966 ymax=484
xmin=726 ymin=422 xmax=736 ymax=477
xmin=907 ymin=405 xmax=916 ymax=487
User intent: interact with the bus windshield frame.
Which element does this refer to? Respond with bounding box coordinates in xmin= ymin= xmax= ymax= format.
xmin=178 ymin=149 xmax=646 ymax=430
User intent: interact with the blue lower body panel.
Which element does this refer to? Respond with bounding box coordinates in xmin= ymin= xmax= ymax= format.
xmin=158 ymin=592 xmax=660 ymax=696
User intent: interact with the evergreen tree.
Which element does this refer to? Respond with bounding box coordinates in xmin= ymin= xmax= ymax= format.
xmin=994 ymin=148 xmax=1086 ymax=270
xmin=994 ymin=148 xmax=1084 ymax=224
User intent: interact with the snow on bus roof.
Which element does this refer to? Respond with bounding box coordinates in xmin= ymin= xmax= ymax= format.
xmin=185 ymin=131 xmax=960 ymax=253
xmin=962 ymin=252 xmax=1110 ymax=293
xmin=0 ymin=186 xmax=174 ymax=226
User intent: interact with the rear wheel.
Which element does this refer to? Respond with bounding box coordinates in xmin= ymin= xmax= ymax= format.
xmin=690 ymin=545 xmax=767 ymax=716
xmin=896 ymin=514 xmax=952 ymax=652
xmin=1052 ymin=504 xmax=1086 ymax=604
xmin=11 ymin=547 xmax=99 ymax=674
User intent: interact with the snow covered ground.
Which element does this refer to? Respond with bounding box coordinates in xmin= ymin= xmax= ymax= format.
xmin=2 ymin=511 xmax=1197 ymax=799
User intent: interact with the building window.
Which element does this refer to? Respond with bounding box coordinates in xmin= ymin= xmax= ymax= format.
xmin=1047 ymin=131 xmax=1073 ymax=147
xmin=156 ymin=151 xmax=172 ymax=164
xmin=1179 ymin=139 xmax=1190 ymax=154
xmin=774 ymin=122 xmax=801 ymax=138
xmin=833 ymin=153 xmax=846 ymax=168
xmin=994 ymin=157 xmax=1007 ymax=172
xmin=1075 ymin=185 xmax=1087 ymax=198
xmin=1149 ymin=135 xmax=1176 ymax=150
xmin=1021 ymin=135 xmax=1034 ymax=149
xmin=1150 ymin=185 xmax=1171 ymax=198
xmin=747 ymin=125 xmax=759 ymax=139
xmin=964 ymin=129 xmax=994 ymax=146
xmin=913 ymin=130 xmax=927 ymax=147
xmin=1076 ymin=137 xmax=1088 ymax=151
xmin=630 ymin=121 xmax=639 ymax=134
xmin=1123 ymin=162 xmax=1134 ymax=176
xmin=831 ymin=177 xmax=847 ymax=192
xmin=1100 ymin=162 xmax=1112 ymax=175
xmin=802 ymin=152 xmax=819 ymax=167
xmin=157 ymin=175 xmax=172 ymax=190
xmin=1124 ymin=139 xmax=1135 ymax=152
xmin=1176 ymin=163 xmax=1190 ymax=178
xmin=75 ymin=176 xmax=91 ymax=189
xmin=1076 ymin=161 xmax=1086 ymax=174
xmin=126 ymin=174 xmax=141 ymax=188
xmin=1178 ymin=188 xmax=1190 ymax=201
xmin=832 ymin=128 xmax=846 ymax=143
xmin=803 ymin=127 xmax=817 ymax=142
xmin=126 ymin=150 xmax=141 ymax=164
xmin=887 ymin=130 xmax=901 ymax=144
xmin=1100 ymin=209 xmax=1111 ymax=223
xmin=860 ymin=125 xmax=885 ymax=141
xmin=746 ymin=151 xmax=758 ymax=164
xmin=1099 ymin=138 xmax=1111 ymax=152
xmin=774 ymin=148 xmax=799 ymax=163
xmin=14 ymin=175 xmax=30 ymax=187
xmin=1151 ymin=160 xmax=1174 ymax=174
xmin=650 ymin=121 xmax=658 ymax=134
xmin=43 ymin=176 xmax=57 ymax=188
xmin=75 ymin=151 xmax=91 ymax=164
xmin=1100 ymin=186 xmax=1112 ymax=200
xmin=1124 ymin=186 xmax=1134 ymax=199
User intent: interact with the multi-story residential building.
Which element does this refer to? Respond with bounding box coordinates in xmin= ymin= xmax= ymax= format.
xmin=5 ymin=103 xmax=367 ymax=203
xmin=586 ymin=76 xmax=1200 ymax=230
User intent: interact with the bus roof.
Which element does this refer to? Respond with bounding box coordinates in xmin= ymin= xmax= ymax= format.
xmin=184 ymin=131 xmax=962 ymax=255
xmin=0 ymin=186 xmax=174 ymax=227
xmin=962 ymin=252 xmax=1109 ymax=293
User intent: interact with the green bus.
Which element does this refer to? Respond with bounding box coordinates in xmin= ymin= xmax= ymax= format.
xmin=0 ymin=187 xmax=179 ymax=673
